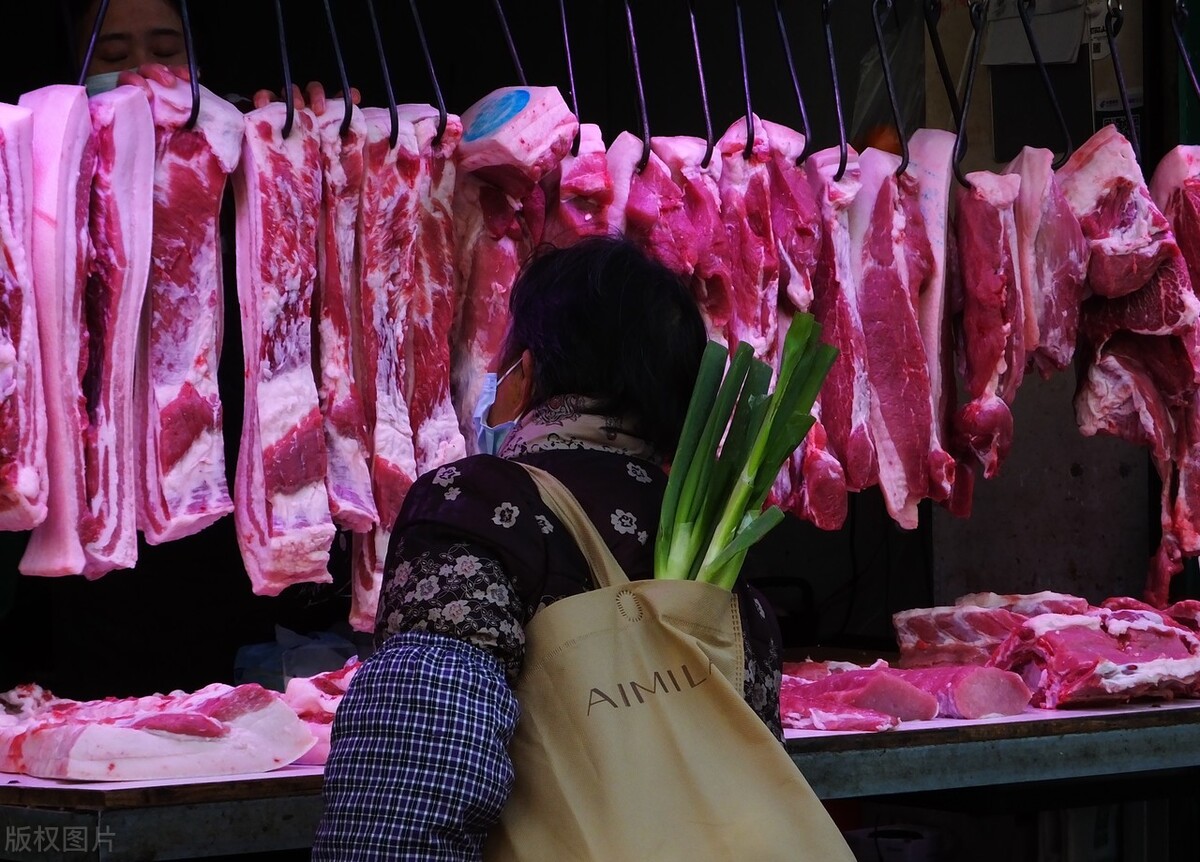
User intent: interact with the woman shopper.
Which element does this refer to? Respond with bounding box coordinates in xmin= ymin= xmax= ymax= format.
xmin=313 ymin=237 xmax=785 ymax=861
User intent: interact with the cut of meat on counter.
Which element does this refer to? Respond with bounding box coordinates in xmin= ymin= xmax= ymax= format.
xmin=0 ymin=102 xmax=46 ymax=532
xmin=988 ymin=608 xmax=1200 ymax=708
xmin=281 ymin=659 xmax=360 ymax=766
xmin=232 ymin=103 xmax=334 ymax=596
xmin=16 ymin=85 xmax=96 ymax=578
xmin=79 ymin=85 xmax=155 ymax=578
xmin=137 ymin=80 xmax=243 ymax=546
xmin=779 ymin=659 xmax=1031 ymax=731
xmin=0 ymin=682 xmax=315 ymax=781
xmin=893 ymin=603 xmax=1029 ymax=668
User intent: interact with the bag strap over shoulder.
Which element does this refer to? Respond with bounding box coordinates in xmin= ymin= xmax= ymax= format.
xmin=516 ymin=462 xmax=630 ymax=589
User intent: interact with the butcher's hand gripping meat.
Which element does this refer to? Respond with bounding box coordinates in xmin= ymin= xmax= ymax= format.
xmin=233 ymin=104 xmax=334 ymax=596
xmin=80 ymin=86 xmax=156 ymax=576
xmin=0 ymin=103 xmax=46 ymax=532
xmin=17 ymin=86 xmax=95 ymax=576
xmin=138 ymin=80 xmax=244 ymax=544
xmin=314 ymin=102 xmax=377 ymax=533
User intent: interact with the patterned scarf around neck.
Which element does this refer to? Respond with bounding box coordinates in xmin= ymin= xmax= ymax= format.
xmin=497 ymin=395 xmax=661 ymax=465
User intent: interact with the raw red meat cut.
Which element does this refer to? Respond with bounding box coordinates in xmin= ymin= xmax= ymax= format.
xmin=0 ymin=103 xmax=46 ymax=531
xmin=137 ymin=80 xmax=243 ymax=544
xmin=351 ymin=108 xmax=424 ymax=630
xmin=451 ymin=87 xmax=576 ymax=452
xmin=403 ymin=105 xmax=466 ymax=478
xmin=1061 ymin=124 xmax=1183 ymax=299
xmin=953 ymin=170 xmax=1023 ymax=478
xmin=988 ymin=610 xmax=1200 ymax=707
xmin=1003 ymin=147 xmax=1089 ymax=376
xmin=652 ymin=134 xmax=735 ymax=347
xmin=787 ymin=668 xmax=937 ymax=721
xmin=893 ymin=603 xmax=1028 ymax=667
xmin=849 ymin=148 xmax=935 ymax=529
xmin=907 ymin=129 xmax=959 ymax=505
xmin=1165 ymin=598 xmax=1200 ymax=630
xmin=79 ymin=86 xmax=155 ymax=576
xmin=281 ymin=658 xmax=360 ymax=765
xmin=17 ymin=86 xmax=95 ymax=577
xmin=779 ymin=676 xmax=898 ymax=732
xmin=0 ymin=682 xmax=314 ymax=780
xmin=956 ymin=590 xmax=1091 ymax=616
xmin=717 ymin=116 xmax=780 ymax=364
xmin=806 ymin=146 xmax=876 ymax=497
xmin=313 ymin=102 xmax=376 ymax=533
xmin=232 ymin=104 xmax=334 ymax=596
xmin=611 ymin=131 xmax=694 ymax=277
xmin=543 ymin=123 xmax=613 ymax=247
xmin=888 ymin=665 xmax=1031 ymax=719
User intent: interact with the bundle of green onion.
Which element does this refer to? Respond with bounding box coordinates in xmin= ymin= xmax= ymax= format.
xmin=655 ymin=313 xmax=837 ymax=590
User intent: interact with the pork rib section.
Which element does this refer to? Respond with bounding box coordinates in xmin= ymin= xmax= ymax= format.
xmin=138 ymin=80 xmax=243 ymax=544
xmin=0 ymin=682 xmax=314 ymax=781
xmin=17 ymin=86 xmax=95 ymax=576
xmin=314 ymin=102 xmax=376 ymax=533
xmin=80 ymin=86 xmax=155 ymax=576
xmin=0 ymin=103 xmax=46 ymax=531
xmin=233 ymin=104 xmax=333 ymax=595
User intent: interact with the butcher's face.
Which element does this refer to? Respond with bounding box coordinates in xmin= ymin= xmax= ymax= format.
xmin=78 ymin=0 xmax=187 ymax=75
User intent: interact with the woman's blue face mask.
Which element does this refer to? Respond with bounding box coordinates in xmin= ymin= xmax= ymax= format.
xmin=472 ymin=360 xmax=522 ymax=456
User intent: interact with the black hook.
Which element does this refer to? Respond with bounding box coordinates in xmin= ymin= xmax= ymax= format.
xmin=688 ymin=0 xmax=716 ymax=168
xmin=322 ymin=0 xmax=354 ymax=138
xmin=952 ymin=0 xmax=988 ymax=188
xmin=559 ymin=0 xmax=581 ymax=155
xmin=180 ymin=0 xmax=201 ymax=129
xmin=924 ymin=0 xmax=963 ymax=131
xmin=1017 ymin=0 xmax=1072 ymax=168
xmin=1173 ymin=1 xmax=1200 ymax=105
xmin=492 ymin=0 xmax=528 ymax=87
xmin=773 ymin=0 xmax=813 ymax=164
xmin=821 ymin=0 xmax=848 ymax=181
xmin=409 ymin=0 xmax=447 ymax=146
xmin=76 ymin=0 xmax=111 ymax=86
xmin=734 ymin=0 xmax=755 ymax=161
xmin=365 ymin=0 xmax=398 ymax=149
xmin=1105 ymin=1 xmax=1140 ymax=162
xmin=624 ymin=0 xmax=652 ymax=172
xmin=871 ymin=0 xmax=909 ymax=175
xmin=272 ymin=0 xmax=294 ymax=139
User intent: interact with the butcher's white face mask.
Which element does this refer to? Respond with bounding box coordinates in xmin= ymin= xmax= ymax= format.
xmin=473 ymin=360 xmax=522 ymax=456
xmin=85 ymin=71 xmax=125 ymax=97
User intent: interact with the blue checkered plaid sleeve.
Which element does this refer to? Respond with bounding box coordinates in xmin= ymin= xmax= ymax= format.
xmin=312 ymin=631 xmax=520 ymax=861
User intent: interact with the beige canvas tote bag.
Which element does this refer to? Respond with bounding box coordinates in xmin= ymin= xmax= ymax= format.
xmin=484 ymin=463 xmax=853 ymax=862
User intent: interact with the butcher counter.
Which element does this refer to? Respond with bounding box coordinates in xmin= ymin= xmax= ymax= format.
xmin=2 ymin=701 xmax=1199 ymax=861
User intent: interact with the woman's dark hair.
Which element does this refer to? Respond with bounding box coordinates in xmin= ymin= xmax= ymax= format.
xmin=501 ymin=237 xmax=707 ymax=455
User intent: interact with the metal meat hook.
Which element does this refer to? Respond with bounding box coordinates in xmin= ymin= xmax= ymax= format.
xmin=410 ymin=0 xmax=448 ymax=146
xmin=1172 ymin=1 xmax=1200 ymax=109
xmin=952 ymin=0 xmax=989 ymax=188
xmin=1017 ymin=0 xmax=1072 ymax=168
xmin=871 ymin=0 xmax=909 ymax=175
xmin=180 ymin=0 xmax=201 ymax=129
xmin=273 ymin=0 xmax=294 ymax=139
xmin=365 ymin=0 xmax=399 ymax=149
xmin=77 ymin=0 xmax=111 ymax=87
xmin=493 ymin=0 xmax=528 ymax=87
xmin=689 ymin=0 xmax=716 ymax=168
xmin=822 ymin=0 xmax=848 ymax=180
xmin=322 ymin=0 xmax=354 ymax=138
xmin=559 ymin=0 xmax=582 ymax=155
xmin=923 ymin=0 xmax=963 ymax=131
xmin=624 ymin=0 xmax=652 ymax=172
xmin=734 ymin=0 xmax=755 ymax=161
xmin=1105 ymin=0 xmax=1140 ymax=162
xmin=774 ymin=0 xmax=814 ymax=165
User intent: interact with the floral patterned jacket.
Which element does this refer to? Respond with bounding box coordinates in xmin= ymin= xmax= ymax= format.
xmin=374 ymin=444 xmax=784 ymax=737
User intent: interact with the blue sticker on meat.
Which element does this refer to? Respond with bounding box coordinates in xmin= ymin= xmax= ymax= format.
xmin=463 ymin=89 xmax=531 ymax=142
